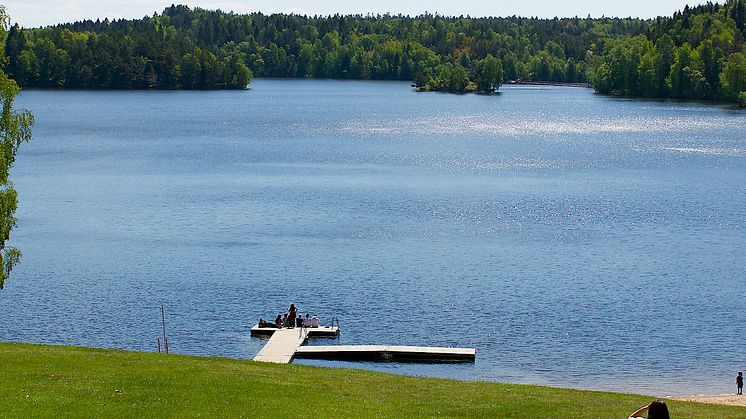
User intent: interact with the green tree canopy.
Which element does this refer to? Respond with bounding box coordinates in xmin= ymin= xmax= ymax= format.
xmin=4 ymin=4 xmax=648 ymax=93
xmin=3 ymin=2 xmax=746 ymax=101
xmin=0 ymin=6 xmax=33 ymax=289
xmin=591 ymin=1 xmax=746 ymax=104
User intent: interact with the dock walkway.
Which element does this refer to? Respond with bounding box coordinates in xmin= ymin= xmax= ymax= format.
xmin=251 ymin=326 xmax=339 ymax=364
xmin=253 ymin=328 xmax=308 ymax=363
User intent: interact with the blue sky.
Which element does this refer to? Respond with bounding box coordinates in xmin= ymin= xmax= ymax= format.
xmin=7 ymin=0 xmax=694 ymax=28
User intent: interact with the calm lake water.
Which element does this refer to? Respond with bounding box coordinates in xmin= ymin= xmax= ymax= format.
xmin=3 ymin=79 xmax=746 ymax=395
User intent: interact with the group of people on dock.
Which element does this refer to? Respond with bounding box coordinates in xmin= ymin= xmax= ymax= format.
xmin=258 ymin=303 xmax=320 ymax=329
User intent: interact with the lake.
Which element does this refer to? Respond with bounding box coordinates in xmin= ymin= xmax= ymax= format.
xmin=3 ymin=79 xmax=745 ymax=396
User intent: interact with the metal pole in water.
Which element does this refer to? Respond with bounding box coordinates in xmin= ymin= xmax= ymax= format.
xmin=161 ymin=304 xmax=169 ymax=354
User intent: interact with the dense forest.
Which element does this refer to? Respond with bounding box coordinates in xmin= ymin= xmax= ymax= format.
xmin=2 ymin=2 xmax=746 ymax=102
xmin=590 ymin=1 xmax=746 ymax=104
xmin=0 ymin=4 xmax=646 ymax=92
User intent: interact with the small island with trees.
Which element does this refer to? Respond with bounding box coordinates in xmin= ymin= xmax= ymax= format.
xmin=2 ymin=2 xmax=746 ymax=102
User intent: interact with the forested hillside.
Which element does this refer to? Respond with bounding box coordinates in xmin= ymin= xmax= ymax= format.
xmin=2 ymin=8 xmax=253 ymax=90
xmin=590 ymin=1 xmax=746 ymax=104
xmin=2 ymin=2 xmax=746 ymax=102
xmin=1 ymin=4 xmax=645 ymax=92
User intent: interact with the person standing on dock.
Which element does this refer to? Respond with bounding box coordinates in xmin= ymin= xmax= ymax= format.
xmin=288 ymin=304 xmax=297 ymax=328
xmin=737 ymin=372 xmax=743 ymax=395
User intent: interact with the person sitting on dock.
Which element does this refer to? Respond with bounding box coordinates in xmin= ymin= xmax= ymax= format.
xmin=282 ymin=313 xmax=289 ymax=328
xmin=295 ymin=314 xmax=304 ymax=328
xmin=310 ymin=313 xmax=320 ymax=328
xmin=258 ymin=318 xmax=280 ymax=329
xmin=303 ymin=313 xmax=312 ymax=327
xmin=275 ymin=314 xmax=283 ymax=328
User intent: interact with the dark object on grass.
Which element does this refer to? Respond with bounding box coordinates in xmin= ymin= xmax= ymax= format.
xmin=629 ymin=399 xmax=669 ymax=419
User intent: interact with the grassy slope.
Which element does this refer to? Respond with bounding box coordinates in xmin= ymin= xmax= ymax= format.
xmin=2 ymin=343 xmax=745 ymax=418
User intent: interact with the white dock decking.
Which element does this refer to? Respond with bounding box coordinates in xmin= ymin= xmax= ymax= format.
xmin=253 ymin=328 xmax=309 ymax=363
xmin=250 ymin=326 xmax=340 ymax=363
xmin=250 ymin=325 xmax=475 ymax=364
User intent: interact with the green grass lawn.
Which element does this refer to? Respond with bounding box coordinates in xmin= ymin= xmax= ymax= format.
xmin=2 ymin=342 xmax=744 ymax=418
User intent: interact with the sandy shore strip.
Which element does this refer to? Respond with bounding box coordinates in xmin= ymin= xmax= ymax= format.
xmin=671 ymin=394 xmax=746 ymax=407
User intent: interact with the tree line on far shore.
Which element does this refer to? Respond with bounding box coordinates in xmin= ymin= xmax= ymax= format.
xmin=1 ymin=4 xmax=639 ymax=93
xmin=2 ymin=2 xmax=746 ymax=103
xmin=3 ymin=14 xmax=252 ymax=90
xmin=590 ymin=1 xmax=746 ymax=105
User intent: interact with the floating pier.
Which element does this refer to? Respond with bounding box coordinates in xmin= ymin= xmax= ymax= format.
xmin=250 ymin=325 xmax=339 ymax=338
xmin=295 ymin=345 xmax=476 ymax=362
xmin=250 ymin=325 xmax=475 ymax=364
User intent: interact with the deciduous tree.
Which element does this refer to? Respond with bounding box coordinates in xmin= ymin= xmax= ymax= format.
xmin=0 ymin=7 xmax=33 ymax=289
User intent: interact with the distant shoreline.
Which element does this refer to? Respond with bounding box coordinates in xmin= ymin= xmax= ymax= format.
xmin=507 ymin=80 xmax=591 ymax=88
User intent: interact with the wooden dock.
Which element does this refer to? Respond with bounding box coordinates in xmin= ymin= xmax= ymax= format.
xmin=250 ymin=325 xmax=339 ymax=337
xmin=250 ymin=326 xmax=340 ymax=364
xmin=295 ymin=345 xmax=476 ymax=362
xmin=251 ymin=325 xmax=475 ymax=364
